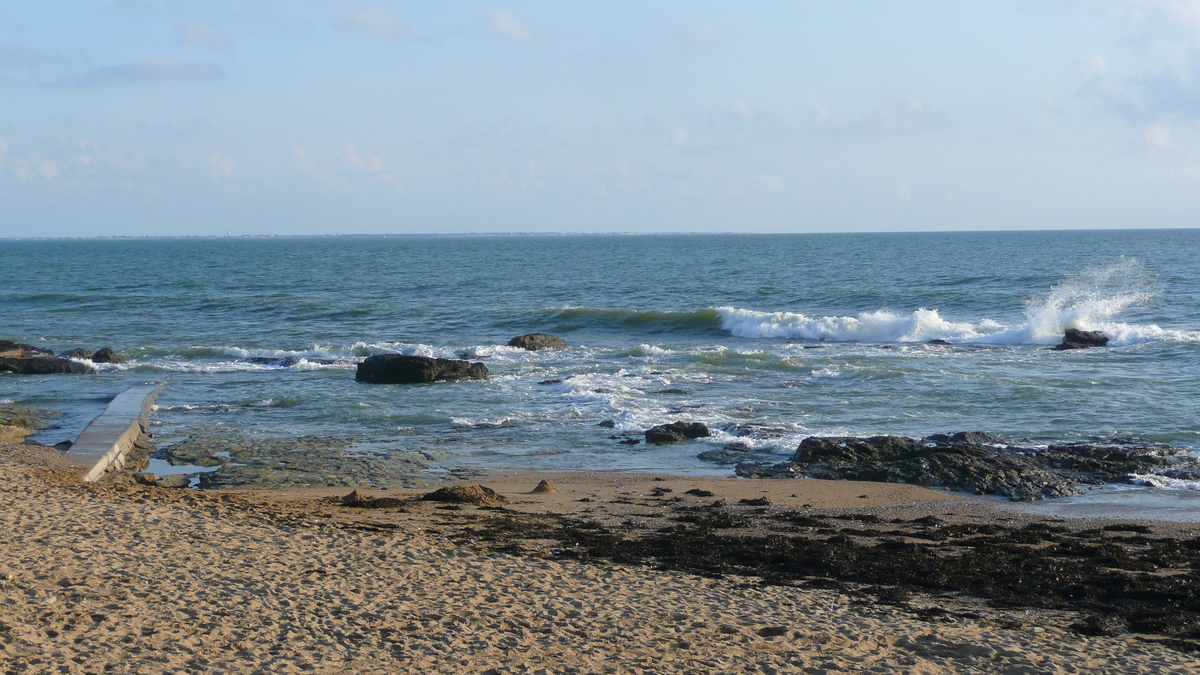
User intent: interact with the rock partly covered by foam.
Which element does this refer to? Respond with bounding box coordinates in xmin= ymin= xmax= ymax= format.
xmin=737 ymin=434 xmax=1196 ymax=501
xmin=1055 ymin=328 xmax=1109 ymax=351
xmin=645 ymin=421 xmax=711 ymax=444
xmin=0 ymin=356 xmax=95 ymax=375
xmin=507 ymin=333 xmax=568 ymax=351
xmin=355 ymin=354 xmax=488 ymax=384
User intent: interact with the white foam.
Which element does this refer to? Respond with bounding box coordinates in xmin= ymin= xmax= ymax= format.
xmin=1128 ymin=474 xmax=1200 ymax=491
xmin=627 ymin=344 xmax=673 ymax=357
xmin=715 ymin=260 xmax=1200 ymax=346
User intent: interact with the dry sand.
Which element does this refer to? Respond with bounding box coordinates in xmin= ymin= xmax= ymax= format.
xmin=1 ymin=429 xmax=1197 ymax=674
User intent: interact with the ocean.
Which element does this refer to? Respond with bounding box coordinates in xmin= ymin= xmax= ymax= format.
xmin=3 ymin=230 xmax=1199 ymax=499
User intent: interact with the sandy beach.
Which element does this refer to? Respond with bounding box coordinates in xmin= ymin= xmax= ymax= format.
xmin=2 ymin=422 xmax=1198 ymax=674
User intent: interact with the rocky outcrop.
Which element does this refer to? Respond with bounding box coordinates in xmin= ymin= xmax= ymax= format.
xmin=0 ymin=356 xmax=95 ymax=375
xmin=0 ymin=340 xmax=54 ymax=358
xmin=645 ymin=421 xmax=711 ymax=444
xmin=507 ymin=333 xmax=568 ymax=351
xmin=60 ymin=348 xmax=94 ymax=360
xmin=355 ymin=354 xmax=488 ymax=384
xmin=92 ymin=347 xmax=122 ymax=364
xmin=1055 ymin=328 xmax=1109 ymax=351
xmin=736 ymin=434 xmax=1197 ymax=501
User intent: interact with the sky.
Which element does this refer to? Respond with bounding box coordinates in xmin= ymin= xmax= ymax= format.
xmin=2 ymin=1 xmax=1200 ymax=236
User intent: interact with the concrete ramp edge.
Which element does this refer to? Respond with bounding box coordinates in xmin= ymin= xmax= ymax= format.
xmin=66 ymin=381 xmax=165 ymax=482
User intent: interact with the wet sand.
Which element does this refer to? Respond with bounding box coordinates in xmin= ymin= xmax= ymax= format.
xmin=2 ymin=428 xmax=1198 ymax=673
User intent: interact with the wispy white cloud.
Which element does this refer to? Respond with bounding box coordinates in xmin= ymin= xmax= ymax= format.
xmin=210 ymin=150 xmax=235 ymax=178
xmin=179 ymin=21 xmax=235 ymax=53
xmin=1080 ymin=69 xmax=1200 ymax=122
xmin=808 ymin=97 xmax=947 ymax=135
xmin=343 ymin=143 xmax=387 ymax=176
xmin=334 ymin=8 xmax=408 ymax=40
xmin=65 ymin=59 xmax=222 ymax=87
xmin=486 ymin=10 xmax=536 ymax=43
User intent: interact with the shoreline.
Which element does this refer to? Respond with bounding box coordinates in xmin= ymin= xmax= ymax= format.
xmin=4 ymin=428 xmax=1200 ymax=671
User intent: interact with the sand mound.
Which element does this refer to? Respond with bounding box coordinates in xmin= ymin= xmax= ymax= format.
xmin=421 ymin=484 xmax=507 ymax=506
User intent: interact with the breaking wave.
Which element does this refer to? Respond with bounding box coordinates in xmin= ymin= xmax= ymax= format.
xmin=552 ymin=261 xmax=1199 ymax=346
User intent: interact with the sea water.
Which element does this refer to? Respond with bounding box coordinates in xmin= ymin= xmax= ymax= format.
xmin=2 ymin=231 xmax=1198 ymax=488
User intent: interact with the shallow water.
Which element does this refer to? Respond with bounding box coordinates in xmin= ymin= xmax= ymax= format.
xmin=2 ymin=231 xmax=1198 ymax=493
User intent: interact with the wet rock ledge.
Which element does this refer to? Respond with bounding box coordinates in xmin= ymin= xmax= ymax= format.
xmin=737 ymin=433 xmax=1198 ymax=501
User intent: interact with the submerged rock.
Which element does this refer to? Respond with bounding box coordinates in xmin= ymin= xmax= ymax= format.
xmin=355 ymin=354 xmax=488 ymax=384
xmin=738 ymin=433 xmax=1199 ymax=501
xmin=0 ymin=356 xmax=95 ymax=375
xmin=645 ymin=421 xmax=711 ymax=444
xmin=507 ymin=333 xmax=568 ymax=351
xmin=1054 ymin=328 xmax=1109 ymax=351
xmin=59 ymin=348 xmax=93 ymax=360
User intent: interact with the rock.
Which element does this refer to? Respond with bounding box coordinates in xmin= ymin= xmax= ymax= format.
xmin=0 ymin=340 xmax=53 ymax=358
xmin=598 ymin=420 xmax=616 ymax=428
xmin=507 ymin=333 xmax=568 ymax=351
xmin=650 ymin=487 xmax=673 ymax=496
xmin=684 ymin=488 xmax=715 ymax=497
xmin=738 ymin=434 xmax=1200 ymax=501
xmin=421 ymin=484 xmax=507 ymax=506
xmin=697 ymin=443 xmax=756 ymax=465
xmin=927 ymin=339 xmax=951 ymax=345
xmin=355 ymin=354 xmax=488 ymax=384
xmin=538 ymin=379 xmax=563 ymax=385
xmin=645 ymin=421 xmax=711 ymax=444
xmin=530 ymin=480 xmax=557 ymax=494
xmin=135 ymin=473 xmax=190 ymax=488
xmin=618 ymin=438 xmax=641 ymax=445
xmin=60 ymin=348 xmax=94 ymax=360
xmin=757 ymin=626 xmax=789 ymax=638
xmin=1055 ymin=328 xmax=1109 ymax=351
xmin=0 ymin=357 xmax=95 ymax=375
xmin=91 ymin=347 xmax=122 ymax=364
xmin=924 ymin=431 xmax=999 ymax=446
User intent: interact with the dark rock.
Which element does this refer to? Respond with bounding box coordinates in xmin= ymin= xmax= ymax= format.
xmin=507 ymin=333 xmax=568 ymax=351
xmin=355 ymin=354 xmax=488 ymax=384
xmin=91 ymin=347 xmax=122 ymax=364
xmin=684 ymin=488 xmax=715 ymax=497
xmin=645 ymin=421 xmax=711 ymax=444
xmin=650 ymin=487 xmax=673 ymax=496
xmin=783 ymin=436 xmax=1075 ymax=501
xmin=757 ymin=626 xmax=789 ymax=638
xmin=924 ymin=431 xmax=998 ymax=446
xmin=697 ymin=443 xmax=756 ymax=465
xmin=1054 ymin=328 xmax=1109 ymax=351
xmin=0 ymin=356 xmax=95 ymax=375
xmin=421 ymin=484 xmax=507 ymax=506
xmin=0 ymin=340 xmax=54 ymax=358
xmin=539 ymin=379 xmax=563 ymax=385
xmin=619 ymin=438 xmax=641 ymax=445
xmin=598 ymin=420 xmax=616 ymax=428
xmin=60 ymin=348 xmax=94 ymax=360
xmin=739 ymin=497 xmax=772 ymax=506
xmin=742 ymin=434 xmax=1200 ymax=501
xmin=927 ymin=339 xmax=951 ymax=345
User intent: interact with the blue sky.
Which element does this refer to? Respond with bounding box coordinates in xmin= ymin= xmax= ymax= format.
xmin=2 ymin=1 xmax=1200 ymax=236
